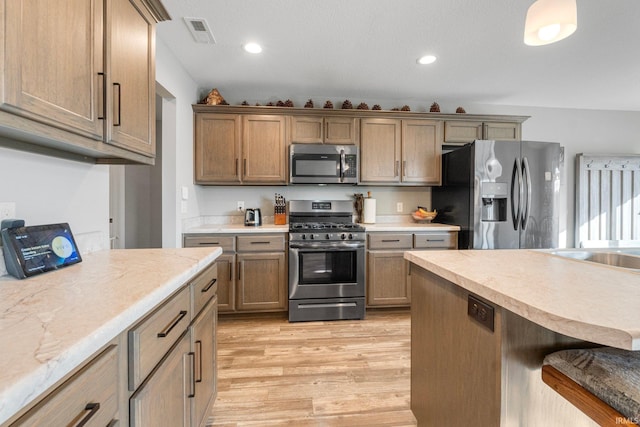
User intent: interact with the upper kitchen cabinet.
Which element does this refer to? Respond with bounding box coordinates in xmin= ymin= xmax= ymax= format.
xmin=360 ymin=118 xmax=442 ymax=185
xmin=193 ymin=109 xmax=287 ymax=185
xmin=194 ymin=113 xmax=242 ymax=184
xmin=0 ymin=0 xmax=169 ymax=164
xmin=242 ymin=115 xmax=287 ymax=183
xmin=444 ymin=120 xmax=521 ymax=144
xmin=107 ymin=0 xmax=157 ymax=157
xmin=290 ymin=116 xmax=359 ymax=145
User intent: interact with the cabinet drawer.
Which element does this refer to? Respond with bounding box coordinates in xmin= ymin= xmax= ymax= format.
xmin=237 ymin=235 xmax=285 ymax=252
xmin=368 ymin=233 xmax=413 ymax=250
xmin=414 ymin=233 xmax=456 ymax=249
xmin=184 ymin=235 xmax=235 ymax=252
xmin=128 ymin=285 xmax=190 ymax=390
xmin=191 ymin=262 xmax=218 ymax=318
xmin=13 ymin=345 xmax=118 ymax=426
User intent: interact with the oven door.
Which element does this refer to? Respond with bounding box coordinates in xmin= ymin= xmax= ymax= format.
xmin=289 ymin=240 xmax=365 ymax=299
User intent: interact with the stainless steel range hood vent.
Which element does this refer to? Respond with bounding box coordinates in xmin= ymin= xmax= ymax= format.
xmin=183 ymin=17 xmax=216 ymax=44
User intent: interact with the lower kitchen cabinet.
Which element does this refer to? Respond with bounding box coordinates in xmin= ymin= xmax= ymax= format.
xmin=237 ymin=252 xmax=287 ymax=311
xmin=367 ymin=251 xmax=411 ymax=306
xmin=11 ymin=345 xmax=119 ymax=426
xmin=183 ymin=233 xmax=288 ymax=314
xmin=366 ymin=231 xmax=458 ymax=307
xmin=190 ymin=297 xmax=218 ymax=427
xmin=129 ymin=263 xmax=218 ymax=427
xmin=130 ymin=330 xmax=191 ymax=427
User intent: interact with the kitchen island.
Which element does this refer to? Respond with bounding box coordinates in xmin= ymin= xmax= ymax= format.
xmin=0 ymin=247 xmax=221 ymax=426
xmin=405 ymin=249 xmax=640 ymax=426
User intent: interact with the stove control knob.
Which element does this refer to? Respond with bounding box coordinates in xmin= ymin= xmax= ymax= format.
xmin=310 ymin=234 xmax=314 ymax=240
xmin=341 ymin=233 xmax=346 ymax=240
xmin=302 ymin=234 xmax=306 ymax=240
xmin=348 ymin=233 xmax=353 ymax=240
xmin=325 ymin=234 xmax=331 ymax=240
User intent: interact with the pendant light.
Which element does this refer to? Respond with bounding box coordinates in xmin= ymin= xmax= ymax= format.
xmin=524 ymin=0 xmax=577 ymax=46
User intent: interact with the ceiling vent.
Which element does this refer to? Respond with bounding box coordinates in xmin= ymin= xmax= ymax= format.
xmin=184 ymin=17 xmax=216 ymax=44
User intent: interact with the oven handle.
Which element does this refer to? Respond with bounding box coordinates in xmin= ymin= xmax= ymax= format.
xmin=289 ymin=241 xmax=364 ymax=250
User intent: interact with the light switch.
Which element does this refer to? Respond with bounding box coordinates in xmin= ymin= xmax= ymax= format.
xmin=181 ymin=186 xmax=189 ymax=200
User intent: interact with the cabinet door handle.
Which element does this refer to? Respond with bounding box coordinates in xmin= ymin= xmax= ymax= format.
xmin=426 ymin=239 xmax=445 ymax=242
xmin=250 ymin=241 xmax=270 ymax=245
xmin=382 ymin=239 xmax=400 ymax=242
xmin=229 ymin=263 xmax=232 ymax=281
xmin=188 ymin=351 xmax=196 ymax=398
xmin=195 ymin=340 xmax=203 ymax=382
xmin=235 ymin=158 xmax=239 ymax=176
xmin=73 ymin=402 xmax=100 ymax=427
xmin=198 ymin=242 xmax=219 ymax=246
xmin=243 ymin=158 xmax=247 ymax=176
xmin=97 ymin=73 xmax=105 ymax=120
xmin=395 ymin=160 xmax=399 ymax=177
xmin=202 ymin=278 xmax=217 ymax=293
xmin=237 ymin=262 xmax=241 ymax=281
xmin=157 ymin=310 xmax=187 ymax=338
xmin=402 ymin=160 xmax=407 ymax=177
xmin=113 ymin=82 xmax=121 ymax=127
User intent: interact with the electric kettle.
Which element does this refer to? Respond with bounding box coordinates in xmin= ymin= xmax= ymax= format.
xmin=244 ymin=208 xmax=262 ymax=226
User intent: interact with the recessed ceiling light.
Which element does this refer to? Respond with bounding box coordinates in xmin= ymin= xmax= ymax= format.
xmin=417 ymin=55 xmax=437 ymax=65
xmin=243 ymin=43 xmax=262 ymax=54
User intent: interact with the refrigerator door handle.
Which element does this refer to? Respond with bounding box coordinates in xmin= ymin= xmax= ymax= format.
xmin=521 ymin=157 xmax=532 ymax=230
xmin=510 ymin=159 xmax=522 ymax=230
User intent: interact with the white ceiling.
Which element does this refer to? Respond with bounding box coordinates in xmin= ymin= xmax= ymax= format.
xmin=157 ymin=0 xmax=640 ymax=112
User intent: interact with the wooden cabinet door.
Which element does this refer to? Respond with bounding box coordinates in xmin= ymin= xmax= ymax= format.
xmin=191 ymin=297 xmax=217 ymax=427
xmin=242 ymin=115 xmax=287 ymax=183
xmin=484 ymin=122 xmax=521 ymax=141
xmin=367 ymin=251 xmax=410 ymax=307
xmin=194 ymin=114 xmax=242 ymax=184
xmin=130 ymin=330 xmax=190 ymax=427
xmin=402 ymin=120 xmax=442 ymax=185
xmin=107 ymin=0 xmax=155 ymax=156
xmin=2 ymin=0 xmax=105 ymax=139
xmin=215 ymin=253 xmax=236 ymax=312
xmin=324 ymin=117 xmax=358 ymax=145
xmin=360 ymin=118 xmax=401 ymax=183
xmin=444 ymin=121 xmax=483 ymax=143
xmin=236 ymin=252 xmax=287 ymax=311
xmin=290 ymin=116 xmax=324 ymax=143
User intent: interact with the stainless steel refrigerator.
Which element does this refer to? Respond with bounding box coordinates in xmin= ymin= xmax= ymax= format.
xmin=432 ymin=140 xmax=562 ymax=249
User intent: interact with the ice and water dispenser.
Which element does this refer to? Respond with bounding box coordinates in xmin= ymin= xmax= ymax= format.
xmin=481 ymin=182 xmax=508 ymax=222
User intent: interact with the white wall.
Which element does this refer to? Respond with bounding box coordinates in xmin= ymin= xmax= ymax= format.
xmin=0 ymin=146 xmax=110 ymax=254
xmin=155 ymin=38 xmax=200 ymax=247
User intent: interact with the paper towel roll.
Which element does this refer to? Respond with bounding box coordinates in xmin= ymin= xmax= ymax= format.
xmin=363 ymin=198 xmax=376 ymax=224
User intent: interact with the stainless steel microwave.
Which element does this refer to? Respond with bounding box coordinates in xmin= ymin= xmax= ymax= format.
xmin=289 ymin=143 xmax=358 ymax=184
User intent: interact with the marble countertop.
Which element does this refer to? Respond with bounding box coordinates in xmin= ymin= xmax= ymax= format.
xmin=0 ymin=247 xmax=221 ymax=425
xmin=183 ymin=222 xmax=460 ymax=234
xmin=405 ymin=249 xmax=640 ymax=351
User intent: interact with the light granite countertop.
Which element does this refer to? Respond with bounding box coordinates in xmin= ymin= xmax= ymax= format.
xmin=405 ymin=249 xmax=640 ymax=351
xmin=183 ymin=222 xmax=460 ymax=234
xmin=0 ymin=247 xmax=221 ymax=425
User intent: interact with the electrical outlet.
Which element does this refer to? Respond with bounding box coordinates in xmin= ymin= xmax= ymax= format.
xmin=237 ymin=201 xmax=245 ymax=211
xmin=0 ymin=202 xmax=16 ymax=220
xmin=396 ymin=202 xmax=403 ymax=213
xmin=181 ymin=200 xmax=188 ymax=214
xmin=468 ymin=295 xmax=494 ymax=332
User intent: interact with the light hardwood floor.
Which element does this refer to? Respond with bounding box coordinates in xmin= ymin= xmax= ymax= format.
xmin=206 ymin=310 xmax=416 ymax=427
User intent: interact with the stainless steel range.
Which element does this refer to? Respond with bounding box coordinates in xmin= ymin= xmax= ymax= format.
xmin=288 ymin=200 xmax=365 ymax=322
